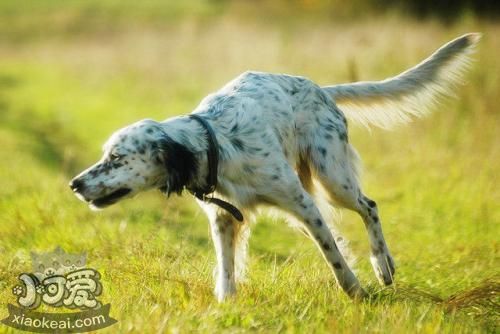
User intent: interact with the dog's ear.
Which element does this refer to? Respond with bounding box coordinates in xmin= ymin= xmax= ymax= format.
xmin=154 ymin=135 xmax=198 ymax=196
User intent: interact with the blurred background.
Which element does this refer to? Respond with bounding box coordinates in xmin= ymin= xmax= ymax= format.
xmin=0 ymin=1 xmax=498 ymax=332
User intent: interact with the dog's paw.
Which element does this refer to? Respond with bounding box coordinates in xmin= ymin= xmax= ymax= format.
xmin=370 ymin=252 xmax=396 ymax=286
xmin=214 ymin=281 xmax=236 ymax=302
xmin=346 ymin=285 xmax=369 ymax=301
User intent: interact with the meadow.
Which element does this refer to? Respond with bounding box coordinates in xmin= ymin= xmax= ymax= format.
xmin=0 ymin=1 xmax=498 ymax=333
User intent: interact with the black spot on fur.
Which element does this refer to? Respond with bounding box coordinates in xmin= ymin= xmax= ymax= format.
xmin=322 ymin=242 xmax=331 ymax=251
xmin=315 ymin=219 xmax=323 ymax=227
xmin=248 ymin=146 xmax=262 ymax=153
xmin=318 ymin=146 xmax=327 ymax=157
xmin=231 ymin=138 xmax=244 ymax=150
xmin=333 ymin=262 xmax=342 ymax=269
xmin=367 ymin=199 xmax=377 ymax=208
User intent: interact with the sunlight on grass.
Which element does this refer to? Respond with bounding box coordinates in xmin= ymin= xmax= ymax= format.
xmin=0 ymin=2 xmax=498 ymax=333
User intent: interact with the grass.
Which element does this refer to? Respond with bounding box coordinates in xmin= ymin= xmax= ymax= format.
xmin=0 ymin=2 xmax=499 ymax=333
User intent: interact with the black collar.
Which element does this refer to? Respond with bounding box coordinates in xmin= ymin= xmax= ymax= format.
xmin=188 ymin=114 xmax=244 ymax=222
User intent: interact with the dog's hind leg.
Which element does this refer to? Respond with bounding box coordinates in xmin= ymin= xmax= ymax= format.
xmin=261 ymin=166 xmax=367 ymax=299
xmin=311 ymin=140 xmax=396 ymax=286
xmin=356 ymin=194 xmax=396 ymax=286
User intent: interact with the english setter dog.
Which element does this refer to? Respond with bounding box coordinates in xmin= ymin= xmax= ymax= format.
xmin=70 ymin=34 xmax=479 ymax=301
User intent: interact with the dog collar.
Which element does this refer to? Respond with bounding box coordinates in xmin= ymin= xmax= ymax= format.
xmin=188 ymin=114 xmax=244 ymax=222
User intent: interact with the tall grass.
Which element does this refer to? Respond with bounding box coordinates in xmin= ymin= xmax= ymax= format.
xmin=0 ymin=2 xmax=498 ymax=333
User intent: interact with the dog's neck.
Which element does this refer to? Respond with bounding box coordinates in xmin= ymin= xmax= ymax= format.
xmin=158 ymin=116 xmax=212 ymax=193
xmin=159 ymin=115 xmax=244 ymax=221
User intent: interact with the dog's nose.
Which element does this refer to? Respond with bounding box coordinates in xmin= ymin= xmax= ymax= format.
xmin=69 ymin=178 xmax=85 ymax=192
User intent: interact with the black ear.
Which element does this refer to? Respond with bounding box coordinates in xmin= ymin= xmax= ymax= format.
xmin=155 ymin=136 xmax=198 ymax=196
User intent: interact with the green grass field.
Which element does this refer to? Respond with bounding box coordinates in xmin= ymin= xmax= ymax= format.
xmin=0 ymin=2 xmax=499 ymax=333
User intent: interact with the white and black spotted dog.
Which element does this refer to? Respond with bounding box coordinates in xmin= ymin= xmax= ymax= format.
xmin=71 ymin=34 xmax=479 ymax=301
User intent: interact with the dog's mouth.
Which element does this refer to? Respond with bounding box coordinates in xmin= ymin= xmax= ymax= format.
xmin=89 ymin=188 xmax=131 ymax=208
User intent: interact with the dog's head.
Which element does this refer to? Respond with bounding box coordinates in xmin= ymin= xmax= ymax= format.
xmin=69 ymin=119 xmax=198 ymax=209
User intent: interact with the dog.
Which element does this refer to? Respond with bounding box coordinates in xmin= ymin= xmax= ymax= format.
xmin=70 ymin=33 xmax=479 ymax=301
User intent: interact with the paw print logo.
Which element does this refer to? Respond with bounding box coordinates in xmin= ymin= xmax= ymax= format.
xmin=12 ymin=285 xmax=24 ymax=296
xmin=36 ymin=284 xmax=46 ymax=295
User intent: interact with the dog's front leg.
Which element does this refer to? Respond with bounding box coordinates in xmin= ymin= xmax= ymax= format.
xmin=206 ymin=210 xmax=237 ymax=301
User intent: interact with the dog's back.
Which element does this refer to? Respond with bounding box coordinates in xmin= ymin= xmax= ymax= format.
xmin=193 ymin=33 xmax=480 ymax=164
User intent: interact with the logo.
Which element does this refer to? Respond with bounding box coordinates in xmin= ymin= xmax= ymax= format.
xmin=2 ymin=247 xmax=117 ymax=333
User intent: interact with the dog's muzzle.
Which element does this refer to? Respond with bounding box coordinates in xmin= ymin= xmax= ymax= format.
xmin=69 ymin=178 xmax=131 ymax=208
xmin=69 ymin=178 xmax=86 ymax=193
xmin=88 ymin=188 xmax=131 ymax=208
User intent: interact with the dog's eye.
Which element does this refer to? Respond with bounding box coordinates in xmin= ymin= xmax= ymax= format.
xmin=109 ymin=153 xmax=122 ymax=161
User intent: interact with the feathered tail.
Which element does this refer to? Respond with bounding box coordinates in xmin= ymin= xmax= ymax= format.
xmin=322 ymin=33 xmax=480 ymax=129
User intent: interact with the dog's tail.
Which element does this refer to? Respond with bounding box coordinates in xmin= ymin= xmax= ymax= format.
xmin=322 ymin=33 xmax=480 ymax=129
